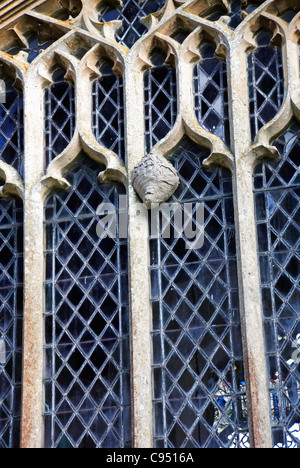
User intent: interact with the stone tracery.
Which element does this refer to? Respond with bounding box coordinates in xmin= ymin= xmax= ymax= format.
xmin=0 ymin=0 xmax=299 ymax=448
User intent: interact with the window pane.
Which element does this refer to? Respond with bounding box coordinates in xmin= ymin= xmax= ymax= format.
xmin=0 ymin=76 xmax=23 ymax=449
xmin=254 ymin=119 xmax=300 ymax=448
xmin=45 ymin=68 xmax=75 ymax=168
xmin=225 ymin=1 xmax=262 ymax=29
xmin=98 ymin=0 xmax=165 ymax=49
xmin=0 ymin=197 xmax=23 ymax=448
xmin=44 ymin=156 xmax=130 ymax=448
xmin=151 ymin=138 xmax=248 ymax=448
xmin=0 ymin=76 xmax=24 ymax=174
xmin=194 ymin=42 xmax=230 ymax=147
xmin=144 ymin=49 xmax=177 ymax=153
xmin=92 ymin=60 xmax=125 ymax=162
xmin=248 ymin=30 xmax=284 ymax=141
xmin=6 ymin=32 xmax=55 ymax=63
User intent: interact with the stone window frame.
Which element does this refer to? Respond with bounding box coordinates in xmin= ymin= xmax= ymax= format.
xmin=0 ymin=0 xmax=299 ymax=448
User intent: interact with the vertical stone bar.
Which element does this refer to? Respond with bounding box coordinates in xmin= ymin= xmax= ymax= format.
xmin=20 ymin=72 xmax=45 ymax=448
xmin=124 ymin=58 xmax=153 ymax=448
xmin=228 ymin=38 xmax=273 ymax=448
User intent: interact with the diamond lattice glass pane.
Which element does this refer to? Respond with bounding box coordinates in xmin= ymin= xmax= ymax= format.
xmin=144 ymin=50 xmax=177 ymax=153
xmin=99 ymin=0 xmax=165 ymax=48
xmin=205 ymin=1 xmax=264 ymax=27
xmin=92 ymin=60 xmax=125 ymax=162
xmin=194 ymin=42 xmax=230 ymax=147
xmin=151 ymin=138 xmax=249 ymax=448
xmin=0 ymin=197 xmax=23 ymax=448
xmin=279 ymin=9 xmax=300 ymax=23
xmin=254 ymin=119 xmax=300 ymax=448
xmin=44 ymin=156 xmax=130 ymax=448
xmin=226 ymin=1 xmax=262 ymax=29
xmin=248 ymin=30 xmax=284 ymax=141
xmin=0 ymin=76 xmax=24 ymax=174
xmin=6 ymin=32 xmax=55 ymax=63
xmin=45 ymin=69 xmax=75 ymax=168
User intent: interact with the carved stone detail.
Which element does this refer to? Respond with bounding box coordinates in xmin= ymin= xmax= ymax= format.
xmin=132 ymin=153 xmax=180 ymax=208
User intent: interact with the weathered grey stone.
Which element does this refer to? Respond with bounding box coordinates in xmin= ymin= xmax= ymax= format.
xmin=132 ymin=154 xmax=180 ymax=208
xmin=1 ymin=0 xmax=295 ymax=449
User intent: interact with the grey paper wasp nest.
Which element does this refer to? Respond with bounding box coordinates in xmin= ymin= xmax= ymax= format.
xmin=132 ymin=154 xmax=180 ymax=208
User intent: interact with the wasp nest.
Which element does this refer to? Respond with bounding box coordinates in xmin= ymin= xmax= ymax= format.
xmin=132 ymin=154 xmax=180 ymax=208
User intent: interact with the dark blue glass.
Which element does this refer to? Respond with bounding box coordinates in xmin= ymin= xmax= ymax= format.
xmin=248 ymin=30 xmax=284 ymax=141
xmin=45 ymin=69 xmax=75 ymax=168
xmin=44 ymin=156 xmax=130 ymax=448
xmin=6 ymin=32 xmax=55 ymax=63
xmin=151 ymin=138 xmax=248 ymax=448
xmin=0 ymin=76 xmax=24 ymax=174
xmin=206 ymin=1 xmax=262 ymax=28
xmin=0 ymin=197 xmax=23 ymax=448
xmin=254 ymin=119 xmax=300 ymax=448
xmin=0 ymin=73 xmax=24 ymax=448
xmin=194 ymin=42 xmax=230 ymax=147
xmin=92 ymin=60 xmax=125 ymax=162
xmin=99 ymin=0 xmax=165 ymax=48
xmin=144 ymin=49 xmax=177 ymax=153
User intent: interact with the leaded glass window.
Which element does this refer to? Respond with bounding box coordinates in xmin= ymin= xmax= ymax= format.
xmin=0 ymin=0 xmax=299 ymax=450
xmin=150 ymin=138 xmax=247 ymax=448
xmin=45 ymin=68 xmax=75 ymax=167
xmin=144 ymin=49 xmax=177 ymax=153
xmin=206 ymin=1 xmax=261 ymax=26
xmin=98 ymin=0 xmax=165 ymax=49
xmin=6 ymin=32 xmax=55 ymax=64
xmin=254 ymin=120 xmax=300 ymax=448
xmin=194 ymin=42 xmax=230 ymax=147
xmin=92 ymin=60 xmax=125 ymax=162
xmin=0 ymin=76 xmax=24 ymax=174
xmin=44 ymin=157 xmax=130 ymax=448
xmin=248 ymin=30 xmax=284 ymax=141
xmin=0 ymin=197 xmax=23 ymax=448
xmin=0 ymin=73 xmax=23 ymax=448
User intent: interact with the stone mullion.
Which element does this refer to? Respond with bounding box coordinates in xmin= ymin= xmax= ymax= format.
xmin=228 ymin=37 xmax=273 ymax=448
xmin=178 ymin=46 xmax=196 ymax=128
xmin=286 ymin=26 xmax=300 ymax=115
xmin=124 ymin=56 xmax=153 ymax=448
xmin=20 ymin=71 xmax=46 ymax=448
